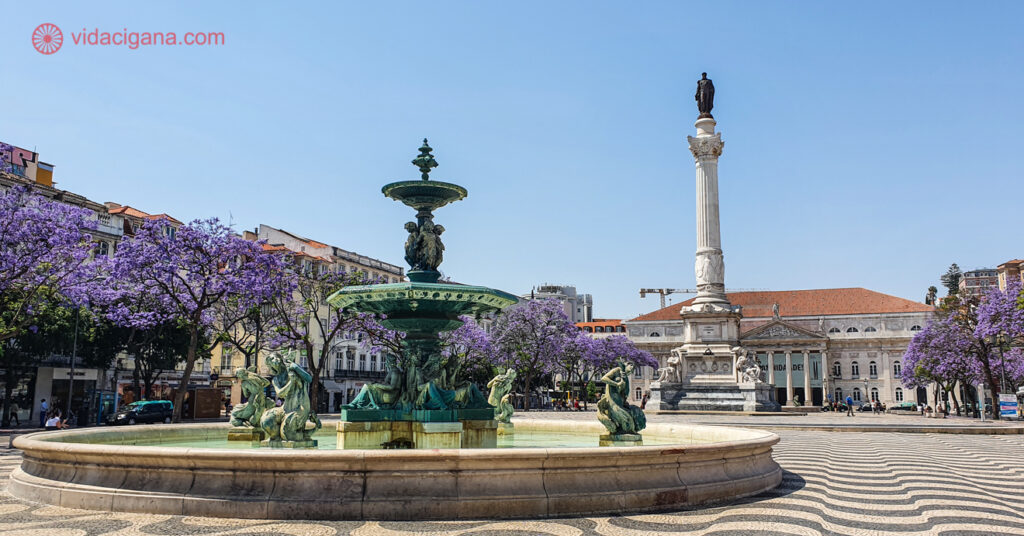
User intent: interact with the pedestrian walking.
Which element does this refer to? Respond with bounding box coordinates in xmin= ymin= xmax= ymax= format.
xmin=9 ymin=401 xmax=19 ymax=426
xmin=38 ymin=398 xmax=48 ymax=428
xmin=845 ymin=395 xmax=854 ymax=417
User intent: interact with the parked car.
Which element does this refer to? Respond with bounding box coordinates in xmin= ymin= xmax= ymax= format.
xmin=889 ymin=402 xmax=918 ymax=412
xmin=107 ymin=400 xmax=174 ymax=425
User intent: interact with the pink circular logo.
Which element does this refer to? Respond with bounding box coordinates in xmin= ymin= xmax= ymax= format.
xmin=32 ymin=23 xmax=63 ymax=55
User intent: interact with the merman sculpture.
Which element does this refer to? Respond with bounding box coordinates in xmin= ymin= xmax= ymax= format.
xmin=230 ymin=366 xmax=271 ymax=427
xmin=597 ymin=361 xmax=647 ymax=440
xmin=259 ymin=352 xmax=321 ymax=447
xmin=487 ymin=368 xmax=517 ymax=423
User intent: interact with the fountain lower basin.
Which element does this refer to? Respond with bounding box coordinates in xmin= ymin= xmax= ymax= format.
xmin=10 ymin=419 xmax=780 ymax=520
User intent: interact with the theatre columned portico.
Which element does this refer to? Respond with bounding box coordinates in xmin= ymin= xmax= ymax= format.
xmin=740 ymin=320 xmax=827 ymax=407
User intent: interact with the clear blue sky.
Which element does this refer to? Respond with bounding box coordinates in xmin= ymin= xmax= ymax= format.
xmin=2 ymin=2 xmax=1022 ymax=319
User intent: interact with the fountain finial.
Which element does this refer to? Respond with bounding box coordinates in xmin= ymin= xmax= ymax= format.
xmin=411 ymin=138 xmax=439 ymax=180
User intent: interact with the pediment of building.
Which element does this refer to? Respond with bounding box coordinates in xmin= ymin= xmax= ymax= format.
xmin=741 ymin=320 xmax=826 ymax=342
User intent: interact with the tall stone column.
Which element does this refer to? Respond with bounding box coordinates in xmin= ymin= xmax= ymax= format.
xmin=785 ymin=351 xmax=794 ymax=406
xmin=803 ymin=350 xmax=811 ymax=406
xmin=821 ymin=350 xmax=829 ymax=401
xmin=768 ymin=351 xmax=776 ymax=385
xmin=687 ymin=118 xmax=729 ymax=308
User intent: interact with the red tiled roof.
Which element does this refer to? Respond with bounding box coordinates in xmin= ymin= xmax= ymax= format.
xmin=629 ymin=288 xmax=934 ymax=322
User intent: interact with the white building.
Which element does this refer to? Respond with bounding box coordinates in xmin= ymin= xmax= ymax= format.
xmin=625 ymin=288 xmax=937 ymax=407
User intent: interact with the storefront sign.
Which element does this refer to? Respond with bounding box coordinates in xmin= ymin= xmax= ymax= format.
xmin=999 ymin=394 xmax=1018 ymax=419
xmin=52 ymin=367 xmax=98 ymax=380
xmin=216 ymin=379 xmax=233 ymax=387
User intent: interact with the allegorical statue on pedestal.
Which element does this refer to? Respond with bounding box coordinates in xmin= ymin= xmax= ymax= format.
xmin=597 ymin=361 xmax=647 ymax=436
xmin=230 ymin=366 xmax=271 ymax=428
xmin=402 ymin=220 xmax=446 ymax=272
xmin=487 ymin=368 xmax=517 ymax=423
xmin=734 ymin=349 xmax=764 ymax=384
xmin=695 ymin=72 xmax=715 ymax=119
xmin=259 ymin=352 xmax=321 ymax=442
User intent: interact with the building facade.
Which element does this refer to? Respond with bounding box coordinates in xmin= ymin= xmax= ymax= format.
xmin=959 ymin=268 xmax=999 ymax=297
xmin=997 ymin=259 xmax=1023 ymax=291
xmin=625 ymin=288 xmax=937 ymax=407
xmin=521 ymin=285 xmax=593 ymax=323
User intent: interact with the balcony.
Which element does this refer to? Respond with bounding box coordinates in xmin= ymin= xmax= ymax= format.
xmin=333 ymin=369 xmax=386 ymax=381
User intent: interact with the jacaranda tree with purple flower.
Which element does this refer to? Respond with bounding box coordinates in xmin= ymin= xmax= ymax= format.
xmin=490 ymin=299 xmax=577 ymax=410
xmin=106 ymin=218 xmax=286 ymax=422
xmin=440 ymin=315 xmax=495 ymax=389
xmin=901 ymin=315 xmax=973 ymax=414
xmin=974 ymin=280 xmax=1024 ymax=406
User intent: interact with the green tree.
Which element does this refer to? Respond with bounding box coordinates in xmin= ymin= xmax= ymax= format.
xmin=941 ymin=264 xmax=962 ymax=297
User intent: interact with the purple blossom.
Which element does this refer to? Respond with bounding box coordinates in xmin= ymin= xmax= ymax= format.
xmin=0 ymin=186 xmax=103 ymax=343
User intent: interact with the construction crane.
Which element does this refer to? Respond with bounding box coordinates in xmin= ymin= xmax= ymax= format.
xmin=639 ymin=288 xmax=767 ymax=309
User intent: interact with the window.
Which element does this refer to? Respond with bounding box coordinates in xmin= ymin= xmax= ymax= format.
xmin=634 ymin=387 xmax=642 ymax=400
xmin=828 ymin=327 xmax=840 ymax=333
xmin=833 ymin=362 xmax=842 ymax=378
xmin=893 ymin=361 xmax=901 ymax=377
xmin=870 ymin=388 xmax=879 ymax=402
xmin=346 ymin=349 xmax=355 ymax=369
xmin=617 ymin=326 xmax=625 ymax=332
xmin=869 ymin=361 xmax=878 ymax=378
xmin=851 ymin=361 xmax=860 ymax=378
xmin=835 ymin=388 xmax=843 ymax=401
xmin=853 ymin=388 xmax=862 ymax=402
xmin=864 ymin=327 xmax=877 ymax=332
xmin=596 ymin=326 xmax=604 ymax=333
xmin=96 ymin=242 xmax=109 ymax=257
xmin=359 ymin=354 xmax=366 ymax=371
xmin=846 ymin=327 xmax=859 ymax=333
xmin=584 ymin=326 xmax=593 ymax=333
xmin=910 ymin=325 xmax=922 ymax=331
xmin=895 ymin=388 xmax=904 ymax=402
xmin=634 ymin=366 xmax=643 ymax=379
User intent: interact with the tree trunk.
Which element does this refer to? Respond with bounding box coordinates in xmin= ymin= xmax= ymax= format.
xmin=172 ymin=328 xmax=198 ymax=423
xmin=949 ymin=387 xmax=961 ymax=415
xmin=303 ymin=341 xmax=321 ymax=416
xmin=131 ymin=365 xmax=141 ymax=402
xmin=1 ymin=366 xmax=14 ymax=428
xmin=523 ymin=375 xmax=532 ymax=411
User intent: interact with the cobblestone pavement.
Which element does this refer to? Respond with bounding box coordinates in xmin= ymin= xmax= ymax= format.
xmin=0 ymin=425 xmax=1022 ymax=535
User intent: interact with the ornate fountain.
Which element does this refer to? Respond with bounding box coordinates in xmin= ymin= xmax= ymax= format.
xmin=327 ymin=140 xmax=518 ymax=448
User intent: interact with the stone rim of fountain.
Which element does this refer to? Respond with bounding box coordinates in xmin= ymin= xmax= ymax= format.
xmin=10 ymin=419 xmax=781 ymax=520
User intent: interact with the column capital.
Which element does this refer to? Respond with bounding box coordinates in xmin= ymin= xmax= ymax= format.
xmin=687 ymin=134 xmax=724 ymax=160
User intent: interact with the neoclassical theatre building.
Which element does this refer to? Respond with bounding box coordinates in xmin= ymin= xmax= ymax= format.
xmin=624 ymin=288 xmax=936 ymax=407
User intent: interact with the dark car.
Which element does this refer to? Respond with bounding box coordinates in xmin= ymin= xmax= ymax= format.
xmin=107 ymin=400 xmax=173 ymax=425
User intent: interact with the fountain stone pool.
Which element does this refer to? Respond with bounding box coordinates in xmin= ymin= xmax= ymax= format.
xmin=11 ymin=419 xmax=781 ymax=520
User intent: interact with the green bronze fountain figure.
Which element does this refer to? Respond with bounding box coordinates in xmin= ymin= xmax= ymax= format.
xmin=329 ymin=140 xmax=517 ymax=428
xmin=259 ymin=351 xmax=322 ymax=447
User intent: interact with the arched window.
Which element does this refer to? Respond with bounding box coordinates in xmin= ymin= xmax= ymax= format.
xmin=835 ymin=388 xmax=843 ymax=401
xmin=893 ymin=361 xmax=902 ymax=377
xmin=895 ymin=388 xmax=904 ymax=402
xmin=851 ymin=361 xmax=860 ymax=378
xmin=864 ymin=327 xmax=877 ymax=332
xmin=869 ymin=361 xmax=878 ymax=378
xmin=584 ymin=326 xmax=593 ymax=333
xmin=870 ymin=388 xmax=879 ymax=402
xmin=617 ymin=326 xmax=625 ymax=332
xmin=649 ymin=332 xmax=661 ymax=337
xmin=828 ymin=327 xmax=841 ymax=333
xmin=833 ymin=362 xmax=842 ymax=378
xmin=595 ymin=326 xmax=604 ymax=333
xmin=846 ymin=327 xmax=859 ymax=333
xmin=910 ymin=325 xmax=922 ymax=331
xmin=635 ymin=387 xmax=642 ymax=401
xmin=853 ymin=388 xmax=862 ymax=402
